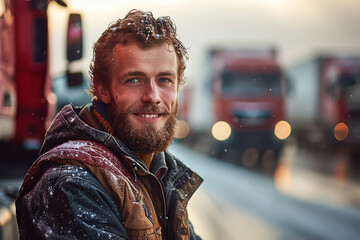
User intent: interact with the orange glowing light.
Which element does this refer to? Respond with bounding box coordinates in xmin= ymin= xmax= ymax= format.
xmin=274 ymin=120 xmax=291 ymax=140
xmin=334 ymin=122 xmax=348 ymax=141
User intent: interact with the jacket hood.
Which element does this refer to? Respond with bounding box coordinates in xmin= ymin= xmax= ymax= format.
xmin=40 ymin=104 xmax=141 ymax=168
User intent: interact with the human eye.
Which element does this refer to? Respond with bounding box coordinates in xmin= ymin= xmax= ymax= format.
xmin=158 ymin=78 xmax=173 ymax=84
xmin=125 ymin=78 xmax=140 ymax=84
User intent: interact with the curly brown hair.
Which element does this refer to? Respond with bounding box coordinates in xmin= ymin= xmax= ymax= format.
xmin=88 ymin=9 xmax=189 ymax=98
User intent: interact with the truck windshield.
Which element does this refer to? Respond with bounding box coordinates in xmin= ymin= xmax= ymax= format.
xmin=222 ymin=71 xmax=281 ymax=97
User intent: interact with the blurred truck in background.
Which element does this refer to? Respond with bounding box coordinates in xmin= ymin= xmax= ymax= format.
xmin=0 ymin=0 xmax=58 ymax=150
xmin=0 ymin=0 xmax=82 ymax=153
xmin=178 ymin=47 xmax=290 ymax=172
xmin=210 ymin=48 xmax=289 ymax=170
xmin=286 ymin=55 xmax=360 ymax=173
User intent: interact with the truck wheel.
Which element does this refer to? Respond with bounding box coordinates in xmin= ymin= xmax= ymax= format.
xmin=260 ymin=149 xmax=278 ymax=173
xmin=240 ymin=148 xmax=260 ymax=168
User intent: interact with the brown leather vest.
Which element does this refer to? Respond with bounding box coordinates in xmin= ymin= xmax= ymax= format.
xmin=18 ymin=140 xmax=187 ymax=239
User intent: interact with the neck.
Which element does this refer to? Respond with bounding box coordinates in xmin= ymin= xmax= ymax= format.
xmin=138 ymin=153 xmax=155 ymax=170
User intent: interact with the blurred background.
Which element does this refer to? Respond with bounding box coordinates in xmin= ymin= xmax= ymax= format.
xmin=1 ymin=0 xmax=360 ymax=239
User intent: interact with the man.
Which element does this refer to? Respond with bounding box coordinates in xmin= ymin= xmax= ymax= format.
xmin=16 ymin=9 xmax=203 ymax=240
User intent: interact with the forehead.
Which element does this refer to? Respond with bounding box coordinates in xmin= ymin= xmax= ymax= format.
xmin=112 ymin=43 xmax=178 ymax=71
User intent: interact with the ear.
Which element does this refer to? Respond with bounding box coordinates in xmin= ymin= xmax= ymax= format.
xmin=94 ymin=80 xmax=111 ymax=104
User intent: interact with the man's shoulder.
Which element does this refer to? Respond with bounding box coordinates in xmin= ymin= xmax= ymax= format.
xmin=40 ymin=164 xmax=104 ymax=190
xmin=43 ymin=140 xmax=130 ymax=176
xmin=45 ymin=163 xmax=95 ymax=180
xmin=18 ymin=140 xmax=134 ymax=201
xmin=42 ymin=164 xmax=122 ymax=200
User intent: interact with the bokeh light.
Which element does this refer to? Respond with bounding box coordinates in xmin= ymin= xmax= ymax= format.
xmin=334 ymin=122 xmax=348 ymax=141
xmin=174 ymin=119 xmax=190 ymax=139
xmin=274 ymin=120 xmax=291 ymax=140
xmin=211 ymin=121 xmax=232 ymax=141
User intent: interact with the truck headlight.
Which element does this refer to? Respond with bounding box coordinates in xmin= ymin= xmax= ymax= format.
xmin=334 ymin=122 xmax=348 ymax=141
xmin=212 ymin=121 xmax=232 ymax=141
xmin=274 ymin=120 xmax=291 ymax=140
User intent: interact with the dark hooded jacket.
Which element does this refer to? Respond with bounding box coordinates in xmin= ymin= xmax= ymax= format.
xmin=16 ymin=104 xmax=203 ymax=240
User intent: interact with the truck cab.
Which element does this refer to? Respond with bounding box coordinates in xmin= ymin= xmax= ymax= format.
xmin=210 ymin=48 xmax=289 ymax=170
xmin=0 ymin=0 xmax=80 ymax=152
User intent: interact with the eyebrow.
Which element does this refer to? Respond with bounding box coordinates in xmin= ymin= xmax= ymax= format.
xmin=123 ymin=70 xmax=177 ymax=78
xmin=158 ymin=71 xmax=177 ymax=77
xmin=124 ymin=71 xmax=146 ymax=77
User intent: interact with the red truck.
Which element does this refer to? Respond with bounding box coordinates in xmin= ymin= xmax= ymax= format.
xmin=0 ymin=0 xmax=82 ymax=152
xmin=286 ymin=55 xmax=360 ymax=174
xmin=286 ymin=55 xmax=360 ymax=146
xmin=209 ymin=47 xmax=289 ymax=170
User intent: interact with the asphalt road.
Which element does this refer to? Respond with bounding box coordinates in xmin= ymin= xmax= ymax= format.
xmin=169 ymin=142 xmax=360 ymax=240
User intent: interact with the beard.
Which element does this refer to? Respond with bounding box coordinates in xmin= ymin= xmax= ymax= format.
xmin=108 ymin=101 xmax=178 ymax=155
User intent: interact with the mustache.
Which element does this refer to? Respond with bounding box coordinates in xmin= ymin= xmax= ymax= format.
xmin=126 ymin=105 xmax=171 ymax=114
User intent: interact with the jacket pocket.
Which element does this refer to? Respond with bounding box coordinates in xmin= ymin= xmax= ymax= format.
xmin=123 ymin=200 xmax=162 ymax=240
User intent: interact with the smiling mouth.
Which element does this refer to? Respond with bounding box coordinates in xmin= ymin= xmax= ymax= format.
xmin=135 ymin=113 xmax=162 ymax=118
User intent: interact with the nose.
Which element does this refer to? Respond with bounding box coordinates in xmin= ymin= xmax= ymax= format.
xmin=141 ymin=80 xmax=161 ymax=105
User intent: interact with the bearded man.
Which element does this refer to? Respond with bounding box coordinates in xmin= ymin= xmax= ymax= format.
xmin=16 ymin=9 xmax=203 ymax=240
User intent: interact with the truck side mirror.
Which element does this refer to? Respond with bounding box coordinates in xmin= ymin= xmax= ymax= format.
xmin=67 ymin=13 xmax=83 ymax=62
xmin=67 ymin=72 xmax=84 ymax=87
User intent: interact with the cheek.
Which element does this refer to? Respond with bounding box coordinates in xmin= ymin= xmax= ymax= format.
xmin=163 ymin=90 xmax=178 ymax=106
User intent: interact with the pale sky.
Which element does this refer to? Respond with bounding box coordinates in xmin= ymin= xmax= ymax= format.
xmin=49 ymin=0 xmax=360 ymax=80
xmin=48 ymin=0 xmax=360 ymax=127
